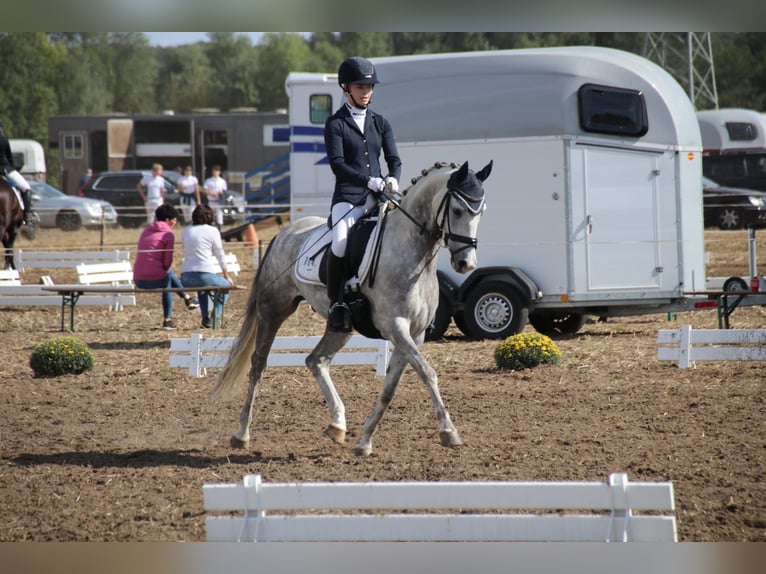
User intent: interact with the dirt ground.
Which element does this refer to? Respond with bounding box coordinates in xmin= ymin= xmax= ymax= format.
xmin=0 ymin=224 xmax=764 ymax=542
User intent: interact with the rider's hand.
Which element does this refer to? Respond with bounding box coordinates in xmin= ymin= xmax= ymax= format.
xmin=367 ymin=177 xmax=384 ymax=193
xmin=384 ymin=177 xmax=399 ymax=194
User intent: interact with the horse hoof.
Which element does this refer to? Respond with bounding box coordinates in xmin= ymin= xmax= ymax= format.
xmin=324 ymin=425 xmax=346 ymax=444
xmin=354 ymin=444 xmax=373 ymax=457
xmin=439 ymin=430 xmax=463 ymax=448
xmin=230 ymin=435 xmax=250 ymax=449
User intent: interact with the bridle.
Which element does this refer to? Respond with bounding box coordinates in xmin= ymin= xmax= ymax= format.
xmin=382 ymin=176 xmax=486 ymax=257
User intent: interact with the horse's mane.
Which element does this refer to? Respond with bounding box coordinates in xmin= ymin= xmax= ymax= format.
xmin=401 ymin=162 xmax=460 ymax=197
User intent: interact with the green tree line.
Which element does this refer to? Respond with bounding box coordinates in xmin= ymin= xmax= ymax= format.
xmin=1 ymin=31 xmax=764 ymax=173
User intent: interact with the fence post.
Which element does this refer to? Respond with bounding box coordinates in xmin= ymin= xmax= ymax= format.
xmin=191 ymin=333 xmax=204 ymax=377
xmin=678 ymin=324 xmax=693 ymax=368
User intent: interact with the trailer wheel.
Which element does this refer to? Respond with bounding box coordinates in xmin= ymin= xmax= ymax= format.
xmin=722 ymin=276 xmax=748 ymax=292
xmin=463 ymin=281 xmax=527 ymax=340
xmin=425 ymin=293 xmax=452 ymax=341
xmin=529 ymin=311 xmax=586 ymax=337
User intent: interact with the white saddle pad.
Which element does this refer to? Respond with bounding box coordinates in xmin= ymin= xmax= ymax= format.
xmin=294 ymin=206 xmax=387 ymax=287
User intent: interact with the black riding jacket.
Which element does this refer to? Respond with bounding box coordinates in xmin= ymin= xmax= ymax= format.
xmin=324 ymin=104 xmax=401 ymax=206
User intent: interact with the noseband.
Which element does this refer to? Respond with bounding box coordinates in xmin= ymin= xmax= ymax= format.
xmin=433 ymin=183 xmax=485 ymax=256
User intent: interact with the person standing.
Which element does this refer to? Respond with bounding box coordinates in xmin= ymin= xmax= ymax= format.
xmin=181 ymin=204 xmax=233 ymax=329
xmin=137 ymin=163 xmax=166 ymax=225
xmin=203 ymin=165 xmax=227 ymax=231
xmin=176 ymin=165 xmax=201 ymax=223
xmin=133 ymin=204 xmax=199 ymax=330
xmin=323 ymin=56 xmax=401 ymax=332
xmin=0 ymin=119 xmax=33 ymax=224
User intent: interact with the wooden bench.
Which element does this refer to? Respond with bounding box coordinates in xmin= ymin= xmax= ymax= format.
xmin=12 ymin=249 xmax=131 ymax=272
xmin=170 ymin=334 xmax=391 ymax=377
xmin=657 ymin=324 xmax=766 ymax=368
xmin=203 ymin=472 xmax=677 ymax=542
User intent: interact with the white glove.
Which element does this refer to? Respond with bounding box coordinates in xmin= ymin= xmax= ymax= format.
xmin=384 ymin=177 xmax=399 ymax=194
xmin=367 ymin=177 xmax=384 ymax=192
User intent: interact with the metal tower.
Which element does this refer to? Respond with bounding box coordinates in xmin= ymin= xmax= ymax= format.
xmin=643 ymin=32 xmax=719 ymax=110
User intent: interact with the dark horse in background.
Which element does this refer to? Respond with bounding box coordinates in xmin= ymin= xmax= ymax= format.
xmin=1 ymin=176 xmax=24 ymax=269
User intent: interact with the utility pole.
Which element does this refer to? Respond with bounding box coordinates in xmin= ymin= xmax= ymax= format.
xmin=643 ymin=32 xmax=719 ymax=111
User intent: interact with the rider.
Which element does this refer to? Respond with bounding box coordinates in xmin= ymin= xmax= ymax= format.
xmin=323 ymin=56 xmax=402 ymax=332
xmin=0 ymin=120 xmax=33 ymax=225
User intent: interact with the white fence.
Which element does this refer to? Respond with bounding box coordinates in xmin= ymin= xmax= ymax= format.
xmin=657 ymin=325 xmax=766 ymax=368
xmin=13 ymin=249 xmax=130 ymax=271
xmin=203 ymin=472 xmax=677 ymax=542
xmin=170 ymin=334 xmax=392 ymax=377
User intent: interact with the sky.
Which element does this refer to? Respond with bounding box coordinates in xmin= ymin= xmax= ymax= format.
xmin=143 ymin=32 xmax=266 ymax=46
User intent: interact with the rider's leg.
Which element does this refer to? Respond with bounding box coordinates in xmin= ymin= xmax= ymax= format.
xmin=327 ymin=202 xmax=357 ymax=333
xmin=6 ymin=170 xmax=32 ymax=223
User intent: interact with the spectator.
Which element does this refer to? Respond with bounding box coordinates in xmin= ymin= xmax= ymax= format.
xmin=177 ymin=165 xmax=201 ymax=223
xmin=181 ymin=204 xmax=233 ymax=329
xmin=203 ymin=165 xmax=227 ymax=231
xmin=137 ymin=163 xmax=166 ymax=225
xmin=78 ymin=168 xmax=93 ymax=193
xmin=134 ymin=204 xmax=199 ymax=330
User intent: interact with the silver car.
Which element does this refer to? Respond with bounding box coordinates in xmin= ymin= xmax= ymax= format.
xmin=29 ymin=180 xmax=119 ymax=231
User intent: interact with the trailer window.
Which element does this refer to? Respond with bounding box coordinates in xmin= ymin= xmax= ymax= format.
xmin=725 ymin=122 xmax=757 ymax=142
xmin=310 ymin=94 xmax=333 ymax=124
xmin=578 ymin=84 xmax=648 ymax=137
xmin=63 ymin=134 xmax=84 ymax=159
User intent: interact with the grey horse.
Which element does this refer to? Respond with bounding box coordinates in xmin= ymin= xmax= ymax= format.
xmin=212 ymin=160 xmax=493 ymax=456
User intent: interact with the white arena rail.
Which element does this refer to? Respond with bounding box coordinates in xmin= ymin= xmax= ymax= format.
xmin=657 ymin=325 xmax=766 ymax=368
xmin=203 ymin=472 xmax=677 ymax=542
xmin=170 ymin=334 xmax=392 ymax=378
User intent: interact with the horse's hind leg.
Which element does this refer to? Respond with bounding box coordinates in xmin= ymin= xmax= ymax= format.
xmin=231 ymin=312 xmax=291 ymax=448
xmin=305 ymin=330 xmax=353 ymax=444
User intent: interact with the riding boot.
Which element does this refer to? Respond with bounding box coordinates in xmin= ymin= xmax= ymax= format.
xmin=21 ymin=189 xmax=33 ymax=225
xmin=326 ymin=252 xmax=351 ymax=333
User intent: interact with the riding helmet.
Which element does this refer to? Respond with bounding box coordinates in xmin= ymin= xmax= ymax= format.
xmin=338 ymin=57 xmax=378 ymax=88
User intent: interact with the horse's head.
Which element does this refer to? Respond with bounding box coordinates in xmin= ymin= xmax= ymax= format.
xmin=438 ymin=160 xmax=492 ymax=273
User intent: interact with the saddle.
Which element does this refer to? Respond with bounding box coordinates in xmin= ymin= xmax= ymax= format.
xmin=294 ymin=204 xmax=389 ymax=339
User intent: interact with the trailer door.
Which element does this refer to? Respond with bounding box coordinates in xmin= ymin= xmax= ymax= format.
xmin=570 ymin=144 xmax=677 ymax=294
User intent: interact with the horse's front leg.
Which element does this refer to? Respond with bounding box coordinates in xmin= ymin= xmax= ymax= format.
xmin=395 ymin=334 xmax=462 ymax=448
xmin=354 ymin=348 xmax=408 ymax=456
xmin=305 ymin=330 xmax=353 ymax=444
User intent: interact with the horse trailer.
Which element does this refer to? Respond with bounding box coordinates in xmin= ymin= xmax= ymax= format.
xmin=287 ymin=47 xmax=711 ymax=339
xmin=697 ymin=107 xmax=766 ymax=192
xmin=10 ymin=139 xmax=46 ymax=182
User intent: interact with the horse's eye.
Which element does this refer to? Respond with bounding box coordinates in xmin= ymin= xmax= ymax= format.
xmin=451 ymin=206 xmax=463 ymax=217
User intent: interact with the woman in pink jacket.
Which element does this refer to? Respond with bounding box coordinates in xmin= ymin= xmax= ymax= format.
xmin=133 ymin=204 xmax=198 ymax=330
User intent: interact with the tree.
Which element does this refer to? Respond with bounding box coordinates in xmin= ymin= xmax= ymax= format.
xmin=157 ymin=44 xmax=215 ymax=113
xmin=109 ymin=33 xmax=159 ymax=114
xmin=0 ymin=32 xmax=58 ymax=141
xmin=204 ymin=33 xmax=260 ymax=111
xmin=256 ymin=33 xmax=317 ymax=111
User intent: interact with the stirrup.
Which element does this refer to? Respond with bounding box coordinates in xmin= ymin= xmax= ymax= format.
xmin=328 ymin=302 xmax=352 ymax=333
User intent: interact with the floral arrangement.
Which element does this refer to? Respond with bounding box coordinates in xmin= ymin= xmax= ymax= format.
xmin=493 ymin=331 xmax=561 ymax=371
xmin=29 ymin=336 xmax=95 ymax=377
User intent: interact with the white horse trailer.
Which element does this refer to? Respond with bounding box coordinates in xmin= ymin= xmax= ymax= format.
xmin=286 ymin=47 xmax=710 ymax=339
xmin=697 ymin=107 xmax=766 ymax=192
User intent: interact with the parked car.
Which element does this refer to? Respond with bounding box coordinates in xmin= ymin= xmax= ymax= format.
xmin=703 ymin=176 xmax=766 ymax=230
xmin=161 ymin=169 xmax=247 ymax=224
xmin=80 ymin=170 xmax=183 ymax=228
xmin=29 ymin=180 xmax=118 ymax=232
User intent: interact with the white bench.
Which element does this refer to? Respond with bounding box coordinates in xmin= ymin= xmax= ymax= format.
xmin=208 ymin=252 xmax=241 ymax=276
xmin=170 ymin=334 xmax=392 ymax=378
xmin=657 ymin=325 xmax=766 ymax=368
xmin=13 ymin=249 xmax=131 ymax=272
xmin=76 ymin=260 xmax=137 ymax=311
xmin=203 ymin=472 xmax=677 ymax=542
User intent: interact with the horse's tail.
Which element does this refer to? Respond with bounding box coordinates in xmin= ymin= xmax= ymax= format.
xmin=210 ymin=241 xmax=275 ymax=400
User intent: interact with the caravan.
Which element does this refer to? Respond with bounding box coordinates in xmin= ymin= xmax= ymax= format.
xmin=287 ymin=47 xmax=710 ymax=339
